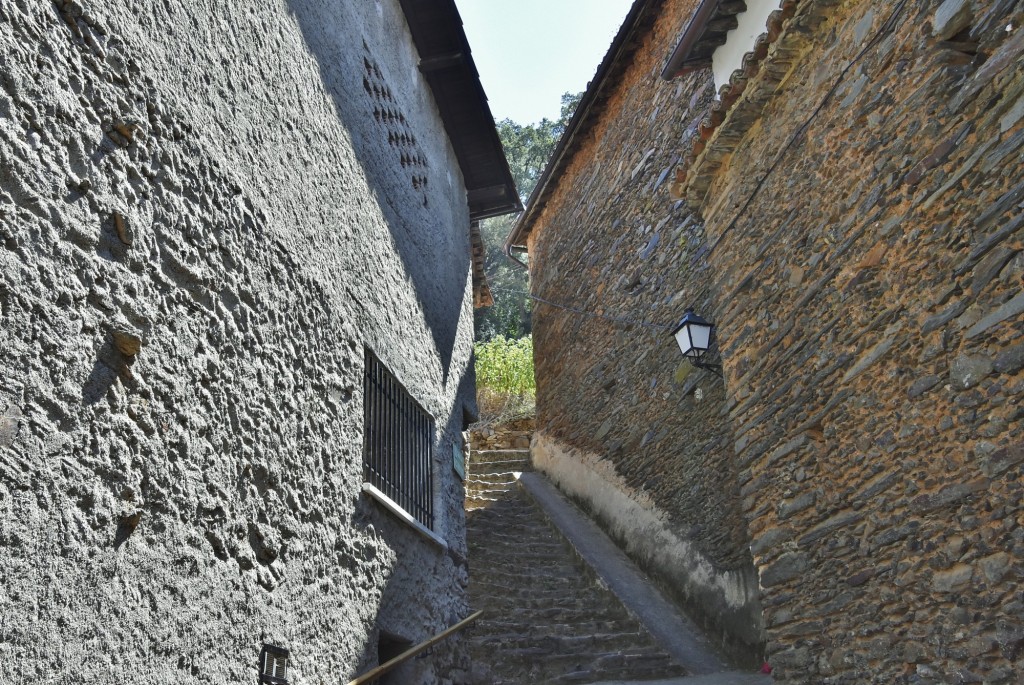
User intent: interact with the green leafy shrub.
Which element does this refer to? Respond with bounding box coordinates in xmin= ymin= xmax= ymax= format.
xmin=474 ymin=335 xmax=535 ymax=422
xmin=475 ymin=335 xmax=535 ymax=395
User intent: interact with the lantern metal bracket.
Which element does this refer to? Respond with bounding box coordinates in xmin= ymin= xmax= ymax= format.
xmin=691 ymin=358 xmax=723 ymax=377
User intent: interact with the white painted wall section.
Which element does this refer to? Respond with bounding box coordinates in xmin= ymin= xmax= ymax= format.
xmin=530 ymin=432 xmax=765 ymax=648
xmin=711 ymin=0 xmax=783 ymax=92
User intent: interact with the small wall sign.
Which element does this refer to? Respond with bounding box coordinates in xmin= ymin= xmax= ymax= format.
xmin=452 ymin=440 xmax=465 ymax=481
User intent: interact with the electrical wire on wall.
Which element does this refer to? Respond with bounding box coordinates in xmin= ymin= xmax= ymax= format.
xmin=488 ymin=287 xmax=676 ymax=332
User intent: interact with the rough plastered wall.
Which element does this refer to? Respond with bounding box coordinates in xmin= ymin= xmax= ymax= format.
xmin=689 ymin=0 xmax=1024 ymax=681
xmin=0 ymin=0 xmax=478 ymax=683
xmin=526 ymin=0 xmax=763 ymax=658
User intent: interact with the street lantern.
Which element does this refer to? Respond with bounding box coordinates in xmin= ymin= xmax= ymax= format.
xmin=672 ymin=308 xmax=720 ymax=373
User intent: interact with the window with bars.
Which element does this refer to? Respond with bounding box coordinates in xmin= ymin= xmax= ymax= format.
xmin=363 ymin=348 xmax=435 ymax=529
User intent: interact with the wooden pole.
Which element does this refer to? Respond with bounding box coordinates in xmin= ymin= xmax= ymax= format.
xmin=345 ymin=610 xmax=483 ymax=685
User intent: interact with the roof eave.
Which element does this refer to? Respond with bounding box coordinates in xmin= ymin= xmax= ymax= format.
xmin=661 ymin=0 xmax=728 ymax=80
xmin=398 ymin=0 xmax=522 ymax=221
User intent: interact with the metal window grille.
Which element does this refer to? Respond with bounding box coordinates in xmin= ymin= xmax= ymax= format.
xmin=363 ymin=348 xmax=435 ymax=529
xmin=259 ymin=645 xmax=289 ymax=685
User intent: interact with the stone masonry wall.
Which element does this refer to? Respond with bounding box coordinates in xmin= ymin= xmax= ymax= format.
xmin=0 ymin=1 xmax=477 ymax=683
xmin=469 ymin=416 xmax=534 ymax=451
xmin=526 ymin=0 xmax=763 ymax=657
xmin=690 ymin=0 xmax=1024 ymax=681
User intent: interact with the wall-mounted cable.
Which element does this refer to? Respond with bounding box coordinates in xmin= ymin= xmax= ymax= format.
xmin=488 ymin=286 xmax=675 ymax=331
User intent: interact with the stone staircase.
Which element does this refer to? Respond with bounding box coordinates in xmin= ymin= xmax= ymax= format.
xmin=463 ymin=449 xmax=689 ymax=684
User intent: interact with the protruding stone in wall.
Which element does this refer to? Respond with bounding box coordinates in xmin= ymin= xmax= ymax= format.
xmin=111 ymin=326 xmax=144 ymax=357
xmin=933 ymin=0 xmax=975 ymax=39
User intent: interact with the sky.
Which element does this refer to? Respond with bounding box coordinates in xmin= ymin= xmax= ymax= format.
xmin=458 ymin=0 xmax=634 ymax=125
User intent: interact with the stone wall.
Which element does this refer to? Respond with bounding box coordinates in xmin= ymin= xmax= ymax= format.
xmin=525 ymin=0 xmax=764 ymax=657
xmin=0 ymin=1 xmax=477 ymax=683
xmin=468 ymin=416 xmax=534 ymax=451
xmin=686 ymin=0 xmax=1024 ymax=681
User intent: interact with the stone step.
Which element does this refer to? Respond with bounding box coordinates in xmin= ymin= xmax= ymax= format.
xmin=466 ymin=471 xmax=524 ymax=483
xmin=465 ymin=497 xmax=534 ymax=509
xmin=554 ymin=660 xmax=688 ymax=684
xmin=562 ymin=650 xmax=685 ymax=677
xmin=467 ymin=630 xmax=656 ymax=651
xmin=466 ymin=492 xmax=518 ymax=503
xmin=466 ymin=464 xmax=530 ymax=478
xmin=580 ymin=674 xmax=772 ymax=685
xmin=469 ymin=546 xmax=577 ymax=562
xmin=466 ymin=496 xmax=534 ymax=509
xmin=466 ymin=484 xmax=520 ymax=496
xmin=469 ymin=588 xmax=609 ymax=605
xmin=465 ymin=644 xmax=684 ymax=684
xmin=466 ymin=473 xmax=526 ymax=485
xmin=468 ymin=451 xmax=527 ymax=461
xmin=468 ymin=449 xmax=530 ymax=460
xmin=468 ymin=531 xmax=571 ymax=553
xmin=469 ymin=545 xmax=571 ymax=560
xmin=467 ymin=522 xmax=564 ymax=538
xmin=467 ymin=462 xmax=527 ymax=473
xmin=474 ymin=604 xmax=634 ymax=624
xmin=472 ymin=617 xmax=640 ymax=636
xmin=466 ymin=509 xmax=550 ymax=524
xmin=466 ymin=494 xmax=538 ymax=509
xmin=469 ymin=565 xmax=588 ymax=582
xmin=469 ymin=594 xmax=627 ymax=616
xmin=471 ymin=557 xmax=582 ymax=575
xmin=469 ymin=449 xmax=531 ymax=461
xmin=465 ymin=500 xmax=499 ymax=508
xmin=466 ymin=486 xmax=523 ymax=497
xmin=467 ymin=456 xmax=529 ymax=466
xmin=472 ymin=566 xmax=586 ymax=585
xmin=467 ymin=629 xmax=656 ymax=652
xmin=466 ymin=510 xmax=548 ymax=526
xmin=467 ymin=478 xmax=519 ymax=487
xmin=469 ymin=580 xmax=609 ymax=602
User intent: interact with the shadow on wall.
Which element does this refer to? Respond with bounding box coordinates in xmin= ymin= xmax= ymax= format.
xmin=343 ymin=494 xmax=470 ymax=684
xmin=452 ymin=353 xmax=479 ymax=423
xmin=82 ymin=338 xmax=129 ymax=405
xmin=284 ymin=0 xmax=470 ymax=384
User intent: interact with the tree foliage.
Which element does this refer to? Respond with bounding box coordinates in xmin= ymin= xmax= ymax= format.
xmin=498 ymin=92 xmax=582 ymax=197
xmin=474 ymin=92 xmax=582 ymax=342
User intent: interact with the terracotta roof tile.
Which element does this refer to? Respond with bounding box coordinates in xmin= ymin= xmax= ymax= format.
xmin=670 ymin=0 xmax=828 ymax=212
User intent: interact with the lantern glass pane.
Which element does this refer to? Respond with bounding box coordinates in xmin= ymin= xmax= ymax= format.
xmin=674 ymin=327 xmax=694 ymax=357
xmin=689 ymin=322 xmax=712 ymax=353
